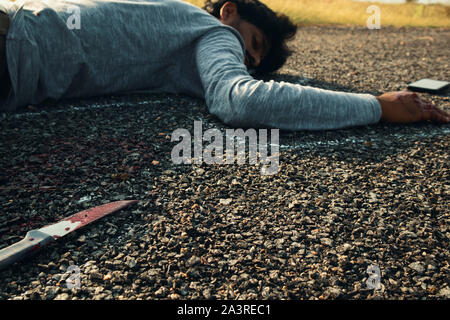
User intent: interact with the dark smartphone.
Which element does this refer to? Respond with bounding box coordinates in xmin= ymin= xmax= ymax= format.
xmin=407 ymin=79 xmax=449 ymax=93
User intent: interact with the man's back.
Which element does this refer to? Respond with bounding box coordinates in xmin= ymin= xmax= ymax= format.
xmin=1 ymin=0 xmax=387 ymax=131
xmin=1 ymin=0 xmax=244 ymax=109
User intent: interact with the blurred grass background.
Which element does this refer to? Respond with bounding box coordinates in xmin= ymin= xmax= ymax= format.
xmin=186 ymin=0 xmax=450 ymax=27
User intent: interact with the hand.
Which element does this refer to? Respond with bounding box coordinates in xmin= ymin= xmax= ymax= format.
xmin=376 ymin=90 xmax=450 ymax=124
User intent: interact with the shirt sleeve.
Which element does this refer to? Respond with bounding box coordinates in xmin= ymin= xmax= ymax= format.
xmin=194 ymin=28 xmax=382 ymax=131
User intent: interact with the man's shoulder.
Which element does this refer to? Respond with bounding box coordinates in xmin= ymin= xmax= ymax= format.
xmin=196 ymin=25 xmax=246 ymax=55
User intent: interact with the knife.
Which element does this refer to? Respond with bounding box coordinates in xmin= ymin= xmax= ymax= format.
xmin=0 ymin=200 xmax=138 ymax=270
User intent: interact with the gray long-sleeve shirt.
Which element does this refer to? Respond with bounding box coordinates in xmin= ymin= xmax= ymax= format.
xmin=0 ymin=0 xmax=382 ymax=130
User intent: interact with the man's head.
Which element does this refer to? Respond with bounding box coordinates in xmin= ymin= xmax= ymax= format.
xmin=203 ymin=0 xmax=297 ymax=75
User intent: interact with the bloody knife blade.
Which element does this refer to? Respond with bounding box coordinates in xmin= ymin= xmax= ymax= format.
xmin=0 ymin=200 xmax=138 ymax=270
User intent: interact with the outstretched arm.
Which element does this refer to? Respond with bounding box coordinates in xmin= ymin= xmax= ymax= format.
xmin=195 ymin=28 xmax=449 ymax=130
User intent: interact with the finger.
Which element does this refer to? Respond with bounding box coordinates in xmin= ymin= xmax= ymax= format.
xmin=412 ymin=96 xmax=448 ymax=121
xmin=412 ymin=94 xmax=432 ymax=108
xmin=420 ymin=99 xmax=450 ymax=120
xmin=422 ymin=109 xmax=450 ymax=123
xmin=432 ymin=106 xmax=450 ymax=119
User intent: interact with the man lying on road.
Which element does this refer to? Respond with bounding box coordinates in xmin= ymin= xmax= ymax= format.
xmin=0 ymin=0 xmax=448 ymax=130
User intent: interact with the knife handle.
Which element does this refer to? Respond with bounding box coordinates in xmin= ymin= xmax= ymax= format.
xmin=0 ymin=230 xmax=54 ymax=270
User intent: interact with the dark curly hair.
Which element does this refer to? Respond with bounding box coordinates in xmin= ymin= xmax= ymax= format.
xmin=203 ymin=0 xmax=297 ymax=75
